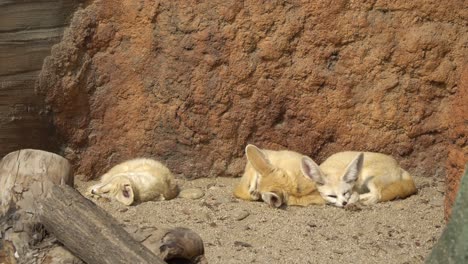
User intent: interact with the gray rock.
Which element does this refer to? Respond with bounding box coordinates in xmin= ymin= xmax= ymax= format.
xmin=233 ymin=210 xmax=250 ymax=221
xmin=427 ymin=167 xmax=468 ymax=263
xmin=179 ymin=188 xmax=205 ymax=199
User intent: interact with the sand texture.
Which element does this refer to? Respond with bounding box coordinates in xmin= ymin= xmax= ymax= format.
xmin=76 ymin=175 xmax=444 ymax=264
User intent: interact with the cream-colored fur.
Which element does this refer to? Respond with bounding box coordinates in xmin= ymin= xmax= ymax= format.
xmin=301 ymin=151 xmax=417 ymax=207
xmin=89 ymin=158 xmax=179 ymax=205
xmin=234 ymin=144 xmax=325 ymax=208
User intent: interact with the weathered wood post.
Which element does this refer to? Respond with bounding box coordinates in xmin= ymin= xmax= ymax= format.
xmin=0 ymin=149 xmax=75 ymax=263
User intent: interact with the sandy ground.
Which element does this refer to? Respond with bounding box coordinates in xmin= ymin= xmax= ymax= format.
xmin=76 ymin=175 xmax=444 ymax=264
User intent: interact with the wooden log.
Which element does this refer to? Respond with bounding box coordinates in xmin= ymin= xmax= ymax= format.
xmin=0 ymin=149 xmax=74 ymax=263
xmin=37 ymin=184 xmax=166 ymax=264
xmin=0 ymin=149 xmax=73 ymax=216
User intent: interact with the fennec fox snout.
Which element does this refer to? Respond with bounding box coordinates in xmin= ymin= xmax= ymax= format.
xmin=301 ymin=152 xmax=417 ymax=207
xmin=89 ymin=158 xmax=179 ymax=205
xmin=233 ymin=144 xmax=325 ymax=208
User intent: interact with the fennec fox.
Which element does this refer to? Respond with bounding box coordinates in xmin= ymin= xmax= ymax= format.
xmin=89 ymin=158 xmax=179 ymax=205
xmin=234 ymin=144 xmax=325 ymax=208
xmin=301 ymin=152 xmax=417 ymax=207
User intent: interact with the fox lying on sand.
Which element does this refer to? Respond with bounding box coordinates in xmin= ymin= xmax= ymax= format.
xmin=301 ymin=152 xmax=417 ymax=207
xmin=234 ymin=144 xmax=325 ymax=208
xmin=89 ymin=158 xmax=179 ymax=205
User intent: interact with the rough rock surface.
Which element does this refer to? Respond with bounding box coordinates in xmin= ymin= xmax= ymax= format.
xmin=444 ymin=65 xmax=468 ymax=219
xmin=37 ymin=0 xmax=467 ymax=183
xmin=427 ymin=167 xmax=468 ymax=263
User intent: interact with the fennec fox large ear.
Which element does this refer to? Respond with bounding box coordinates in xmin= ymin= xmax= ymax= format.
xmin=261 ymin=192 xmax=282 ymax=208
xmin=245 ymin=144 xmax=274 ymax=176
xmin=342 ymin=153 xmax=364 ymax=183
xmin=301 ymin=156 xmax=326 ymax=185
xmin=115 ymin=180 xmax=135 ymax=206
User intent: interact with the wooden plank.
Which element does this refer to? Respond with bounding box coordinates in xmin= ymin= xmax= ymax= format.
xmin=0 ymin=1 xmax=80 ymax=32
xmin=0 ymin=0 xmax=81 ymax=158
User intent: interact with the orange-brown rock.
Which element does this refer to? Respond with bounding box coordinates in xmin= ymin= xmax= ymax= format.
xmin=37 ymin=0 xmax=467 ymax=181
xmin=444 ymin=65 xmax=468 ymax=219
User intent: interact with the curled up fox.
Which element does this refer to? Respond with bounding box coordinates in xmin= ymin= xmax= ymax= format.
xmin=89 ymin=158 xmax=179 ymax=205
xmin=233 ymin=144 xmax=325 ymax=207
xmin=234 ymin=144 xmax=417 ymax=208
xmin=301 ymin=151 xmax=417 ymax=207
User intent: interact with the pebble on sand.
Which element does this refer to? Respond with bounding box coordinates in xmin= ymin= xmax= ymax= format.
xmin=233 ymin=209 xmax=250 ymax=221
xmin=179 ymin=188 xmax=205 ymax=199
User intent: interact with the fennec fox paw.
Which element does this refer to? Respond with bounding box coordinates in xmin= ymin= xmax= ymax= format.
xmin=249 ymin=189 xmax=261 ymax=200
xmin=359 ymin=192 xmax=380 ymax=205
xmin=349 ymin=192 xmax=360 ymax=205
xmin=88 ymin=184 xmax=103 ymax=198
xmin=248 ymin=173 xmax=261 ymax=200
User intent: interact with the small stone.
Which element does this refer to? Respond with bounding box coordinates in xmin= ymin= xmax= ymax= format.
xmin=344 ymin=204 xmax=362 ymax=211
xmin=233 ymin=210 xmax=250 ymax=221
xmin=118 ymin=208 xmax=128 ymax=213
xmin=179 ymin=188 xmax=205 ymax=199
xmin=430 ymin=198 xmax=443 ymax=207
xmin=234 ymin=241 xmax=252 ymax=247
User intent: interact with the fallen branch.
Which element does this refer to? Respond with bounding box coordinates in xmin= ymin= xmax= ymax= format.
xmin=38 ymin=184 xmax=166 ymax=264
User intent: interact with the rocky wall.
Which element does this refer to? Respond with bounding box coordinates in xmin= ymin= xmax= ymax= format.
xmin=37 ymin=0 xmax=467 ymax=184
xmin=444 ymin=65 xmax=468 ymax=219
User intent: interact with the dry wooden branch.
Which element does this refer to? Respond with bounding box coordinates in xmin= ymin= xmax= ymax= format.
xmin=37 ymin=184 xmax=166 ymax=264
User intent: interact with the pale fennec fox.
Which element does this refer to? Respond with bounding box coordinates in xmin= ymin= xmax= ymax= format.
xmin=301 ymin=151 xmax=417 ymax=207
xmin=89 ymin=158 xmax=179 ymax=205
xmin=234 ymin=144 xmax=325 ymax=207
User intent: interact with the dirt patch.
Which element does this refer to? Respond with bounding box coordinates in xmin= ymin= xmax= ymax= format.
xmin=76 ymin=175 xmax=444 ymax=264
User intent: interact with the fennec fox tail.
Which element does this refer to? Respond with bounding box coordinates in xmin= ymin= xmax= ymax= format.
xmin=89 ymin=158 xmax=179 ymax=205
xmin=301 ymin=152 xmax=417 ymax=207
xmin=234 ymin=144 xmax=325 ymax=208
